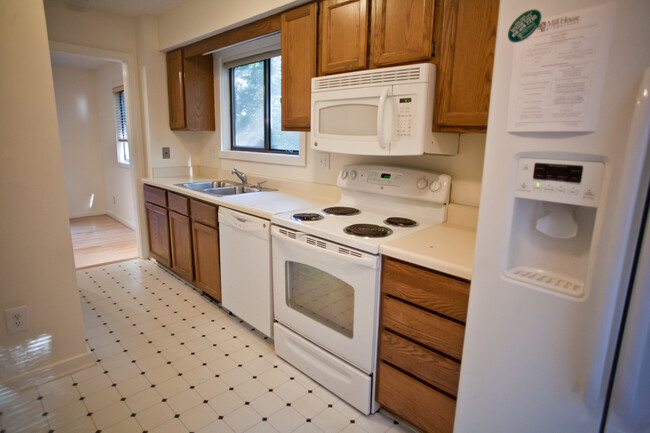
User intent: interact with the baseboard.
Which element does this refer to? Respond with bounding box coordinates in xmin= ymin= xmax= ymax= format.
xmin=68 ymin=210 xmax=106 ymax=219
xmin=0 ymin=350 xmax=95 ymax=391
xmin=107 ymin=211 xmax=135 ymax=230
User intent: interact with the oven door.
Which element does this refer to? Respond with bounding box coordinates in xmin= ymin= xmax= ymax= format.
xmin=271 ymin=225 xmax=380 ymax=373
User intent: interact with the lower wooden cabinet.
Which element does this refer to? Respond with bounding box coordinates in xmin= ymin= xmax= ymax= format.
xmin=377 ymin=257 xmax=470 ymax=433
xmin=144 ymin=185 xmax=221 ymax=302
xmin=169 ymin=210 xmax=193 ymax=281
xmin=191 ymin=221 xmax=221 ymax=302
xmin=145 ymin=201 xmax=171 ymax=268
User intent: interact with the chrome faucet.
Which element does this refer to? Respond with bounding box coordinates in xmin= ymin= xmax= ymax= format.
xmin=232 ymin=167 xmax=247 ymax=185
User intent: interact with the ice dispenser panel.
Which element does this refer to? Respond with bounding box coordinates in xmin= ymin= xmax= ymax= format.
xmin=505 ymin=158 xmax=604 ymax=298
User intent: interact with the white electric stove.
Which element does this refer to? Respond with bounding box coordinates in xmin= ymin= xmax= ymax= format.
xmin=270 ymin=165 xmax=451 ymax=415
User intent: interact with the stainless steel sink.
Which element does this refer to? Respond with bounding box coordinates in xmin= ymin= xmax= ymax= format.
xmin=203 ymin=185 xmax=262 ymax=196
xmin=177 ymin=180 xmax=237 ymax=190
xmin=175 ymin=180 xmax=274 ymax=196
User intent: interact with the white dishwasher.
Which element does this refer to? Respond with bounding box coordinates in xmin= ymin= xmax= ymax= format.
xmin=218 ymin=207 xmax=273 ymax=337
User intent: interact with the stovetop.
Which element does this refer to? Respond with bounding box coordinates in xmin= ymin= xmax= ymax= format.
xmin=271 ymin=165 xmax=451 ymax=254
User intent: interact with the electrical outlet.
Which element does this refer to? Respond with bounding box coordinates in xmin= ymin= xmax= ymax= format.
xmin=318 ymin=152 xmax=330 ymax=169
xmin=113 ymin=196 xmax=116 ymax=205
xmin=5 ymin=305 xmax=29 ymax=333
xmin=162 ymin=147 xmax=170 ymax=159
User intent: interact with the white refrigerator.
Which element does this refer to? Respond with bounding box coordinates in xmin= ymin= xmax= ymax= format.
xmin=455 ymin=1 xmax=650 ymax=432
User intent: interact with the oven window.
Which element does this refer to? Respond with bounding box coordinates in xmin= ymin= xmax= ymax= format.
xmin=285 ymin=261 xmax=354 ymax=338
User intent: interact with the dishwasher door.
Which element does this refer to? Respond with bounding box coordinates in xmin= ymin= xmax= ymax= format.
xmin=218 ymin=207 xmax=272 ymax=337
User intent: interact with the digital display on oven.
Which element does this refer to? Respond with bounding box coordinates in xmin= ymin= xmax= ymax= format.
xmin=399 ymin=98 xmax=412 ymax=103
xmin=380 ymin=173 xmax=391 ymax=179
xmin=533 ymin=163 xmax=583 ymax=183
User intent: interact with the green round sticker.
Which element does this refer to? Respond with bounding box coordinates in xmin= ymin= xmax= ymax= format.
xmin=508 ymin=10 xmax=541 ymax=42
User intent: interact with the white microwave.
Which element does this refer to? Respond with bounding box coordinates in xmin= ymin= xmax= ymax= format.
xmin=310 ymin=63 xmax=458 ymax=156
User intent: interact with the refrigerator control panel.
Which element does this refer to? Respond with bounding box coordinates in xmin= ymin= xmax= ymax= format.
xmin=514 ymin=158 xmax=605 ymax=207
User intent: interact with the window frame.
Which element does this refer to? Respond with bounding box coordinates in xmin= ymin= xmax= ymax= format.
xmin=216 ymin=34 xmax=306 ymax=167
xmin=113 ymin=85 xmax=130 ymax=167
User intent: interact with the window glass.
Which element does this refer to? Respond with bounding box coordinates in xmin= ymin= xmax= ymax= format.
xmin=113 ymin=88 xmax=129 ymax=165
xmin=230 ymin=55 xmax=299 ymax=154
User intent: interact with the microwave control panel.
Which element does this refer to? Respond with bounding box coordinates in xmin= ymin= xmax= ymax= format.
xmin=514 ymin=158 xmax=604 ymax=207
xmin=396 ymin=97 xmax=414 ymax=138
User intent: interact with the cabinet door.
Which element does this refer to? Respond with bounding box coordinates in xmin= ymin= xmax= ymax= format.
xmin=166 ymin=49 xmax=215 ymax=131
xmin=169 ymin=211 xmax=193 ymax=281
xmin=281 ymin=3 xmax=318 ymax=131
xmin=166 ymin=49 xmax=186 ymax=130
xmin=319 ymin=0 xmax=369 ymax=75
xmin=433 ymin=0 xmax=499 ymax=132
xmin=192 ymin=221 xmax=221 ymax=302
xmin=184 ymin=54 xmax=216 ymax=131
xmin=369 ymin=0 xmax=435 ymax=67
xmin=145 ymin=202 xmax=171 ymax=268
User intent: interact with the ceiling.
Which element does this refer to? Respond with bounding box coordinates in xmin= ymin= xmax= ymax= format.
xmin=56 ymin=0 xmax=186 ymax=17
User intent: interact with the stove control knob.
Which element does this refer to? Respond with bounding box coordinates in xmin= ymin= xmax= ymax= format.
xmin=349 ymin=170 xmax=358 ymax=180
xmin=416 ymin=177 xmax=428 ymax=190
xmin=341 ymin=170 xmax=348 ymax=180
xmin=430 ymin=180 xmax=442 ymax=192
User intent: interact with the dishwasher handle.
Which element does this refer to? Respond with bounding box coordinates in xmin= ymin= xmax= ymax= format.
xmin=219 ymin=208 xmax=270 ymax=240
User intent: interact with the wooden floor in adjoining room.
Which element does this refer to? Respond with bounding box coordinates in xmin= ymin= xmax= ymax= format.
xmin=69 ymin=214 xmax=138 ymax=269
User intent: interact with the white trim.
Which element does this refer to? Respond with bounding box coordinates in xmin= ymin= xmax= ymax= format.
xmin=1 ymin=351 xmax=95 ymax=391
xmin=214 ymin=35 xmax=307 ymax=167
xmin=107 ymin=211 xmax=136 ymax=230
xmin=68 ymin=210 xmax=107 ymax=219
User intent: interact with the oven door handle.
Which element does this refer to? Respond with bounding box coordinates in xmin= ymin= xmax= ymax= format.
xmin=272 ymin=227 xmax=379 ymax=269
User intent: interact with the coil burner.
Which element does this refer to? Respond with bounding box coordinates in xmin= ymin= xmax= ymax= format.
xmin=291 ymin=213 xmax=324 ymax=222
xmin=343 ymin=224 xmax=393 ymax=238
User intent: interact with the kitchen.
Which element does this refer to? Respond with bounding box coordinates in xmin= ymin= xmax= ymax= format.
xmin=1 ymin=0 xmax=649 ymax=432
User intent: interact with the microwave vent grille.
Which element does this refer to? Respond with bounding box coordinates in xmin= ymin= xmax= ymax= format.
xmin=314 ymin=66 xmax=422 ymax=91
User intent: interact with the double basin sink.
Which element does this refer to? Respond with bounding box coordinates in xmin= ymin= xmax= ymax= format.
xmin=176 ymin=180 xmax=273 ymax=197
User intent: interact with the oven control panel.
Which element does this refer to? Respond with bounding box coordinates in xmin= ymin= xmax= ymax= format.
xmin=338 ymin=165 xmax=451 ymax=204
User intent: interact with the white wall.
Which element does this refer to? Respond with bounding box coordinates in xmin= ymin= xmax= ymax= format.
xmin=52 ymin=65 xmax=108 ymax=217
xmin=95 ymin=62 xmax=136 ymax=228
xmin=43 ymin=0 xmax=136 ymax=54
xmin=157 ymin=0 xmax=310 ymax=51
xmin=0 ymin=0 xmax=90 ymax=382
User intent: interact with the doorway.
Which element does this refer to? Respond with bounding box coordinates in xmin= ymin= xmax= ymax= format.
xmin=50 ymin=49 xmax=143 ymax=269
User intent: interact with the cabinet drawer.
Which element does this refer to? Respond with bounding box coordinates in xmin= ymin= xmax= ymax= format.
xmin=381 ymin=330 xmax=460 ymax=396
xmin=168 ymin=192 xmax=189 ymax=215
xmin=377 ymin=362 xmax=455 ymax=433
xmin=382 ymin=257 xmax=469 ymax=322
xmin=190 ymin=199 xmax=218 ymax=228
xmin=382 ymin=295 xmax=465 ymax=360
xmin=144 ymin=184 xmax=167 ymax=207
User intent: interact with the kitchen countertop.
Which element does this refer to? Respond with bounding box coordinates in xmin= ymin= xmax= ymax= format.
xmin=142 ymin=177 xmax=329 ymax=219
xmin=380 ymin=219 xmax=476 ymax=281
xmin=143 ymin=177 xmax=476 ymax=279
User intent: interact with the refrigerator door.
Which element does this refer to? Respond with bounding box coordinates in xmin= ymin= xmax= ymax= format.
xmin=454 ymin=2 xmax=650 ymax=433
xmin=604 ymin=68 xmax=650 ymax=433
xmin=605 ymin=210 xmax=650 ymax=433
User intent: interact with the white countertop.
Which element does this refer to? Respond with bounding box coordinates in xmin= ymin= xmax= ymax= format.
xmin=380 ymin=223 xmax=476 ymax=280
xmin=143 ymin=177 xmax=476 ymax=279
xmin=142 ymin=177 xmax=329 ymax=219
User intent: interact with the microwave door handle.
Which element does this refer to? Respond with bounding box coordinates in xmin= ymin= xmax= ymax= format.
xmin=377 ymin=87 xmax=389 ymax=150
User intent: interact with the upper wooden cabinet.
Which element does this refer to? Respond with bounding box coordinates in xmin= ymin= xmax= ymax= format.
xmin=369 ymin=0 xmax=435 ymax=67
xmin=319 ymin=0 xmax=369 ymax=75
xmin=281 ymin=3 xmax=318 ymax=131
xmin=433 ymin=0 xmax=499 ymax=132
xmin=166 ymin=49 xmax=215 ymax=131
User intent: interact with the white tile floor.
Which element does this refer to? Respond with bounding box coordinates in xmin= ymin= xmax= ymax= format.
xmin=0 ymin=259 xmax=416 ymax=433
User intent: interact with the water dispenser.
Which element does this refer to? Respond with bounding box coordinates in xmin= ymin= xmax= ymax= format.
xmin=504 ymin=158 xmax=605 ymax=298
